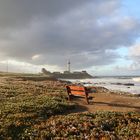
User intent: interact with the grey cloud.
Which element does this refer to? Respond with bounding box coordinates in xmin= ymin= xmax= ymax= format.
xmin=0 ymin=0 xmax=140 ymax=71
xmin=0 ymin=0 xmax=91 ymax=28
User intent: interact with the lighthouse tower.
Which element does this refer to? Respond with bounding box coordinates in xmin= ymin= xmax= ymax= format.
xmin=67 ymin=60 xmax=71 ymax=73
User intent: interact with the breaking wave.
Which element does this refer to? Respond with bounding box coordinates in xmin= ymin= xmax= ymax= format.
xmin=132 ymin=77 xmax=140 ymax=82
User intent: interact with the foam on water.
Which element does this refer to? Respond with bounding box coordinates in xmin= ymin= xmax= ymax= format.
xmin=61 ymin=76 xmax=140 ymax=95
xmin=132 ymin=77 xmax=140 ymax=82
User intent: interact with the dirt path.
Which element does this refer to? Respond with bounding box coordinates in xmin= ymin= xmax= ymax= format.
xmin=70 ymin=92 xmax=140 ymax=113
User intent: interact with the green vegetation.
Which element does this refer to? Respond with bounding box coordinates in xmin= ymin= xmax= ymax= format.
xmin=0 ymin=77 xmax=139 ymax=139
xmin=25 ymin=112 xmax=140 ymax=140
xmin=0 ymin=77 xmax=74 ymax=139
xmin=0 ymin=72 xmax=41 ymax=77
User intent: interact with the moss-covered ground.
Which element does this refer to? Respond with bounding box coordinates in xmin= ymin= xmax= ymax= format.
xmin=0 ymin=76 xmax=139 ymax=139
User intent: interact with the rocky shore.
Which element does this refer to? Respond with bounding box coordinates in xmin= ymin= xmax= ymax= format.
xmin=89 ymin=86 xmax=140 ymax=97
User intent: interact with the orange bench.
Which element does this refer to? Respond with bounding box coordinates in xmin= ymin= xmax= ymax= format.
xmin=66 ymin=85 xmax=93 ymax=104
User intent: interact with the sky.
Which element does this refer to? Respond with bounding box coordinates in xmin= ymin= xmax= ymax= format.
xmin=0 ymin=0 xmax=140 ymax=76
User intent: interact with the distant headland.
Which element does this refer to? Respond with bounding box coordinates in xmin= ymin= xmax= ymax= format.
xmin=42 ymin=60 xmax=93 ymax=79
xmin=42 ymin=68 xmax=93 ymax=79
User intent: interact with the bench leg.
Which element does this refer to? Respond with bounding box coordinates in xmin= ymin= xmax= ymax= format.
xmin=66 ymin=86 xmax=71 ymax=101
xmin=85 ymin=94 xmax=89 ymax=104
xmin=68 ymin=93 xmax=71 ymax=101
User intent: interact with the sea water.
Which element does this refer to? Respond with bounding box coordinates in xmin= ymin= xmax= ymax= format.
xmin=61 ymin=76 xmax=140 ymax=95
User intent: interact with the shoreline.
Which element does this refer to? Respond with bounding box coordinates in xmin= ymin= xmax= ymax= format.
xmin=90 ymin=86 xmax=140 ymax=97
xmin=60 ymin=77 xmax=140 ymax=96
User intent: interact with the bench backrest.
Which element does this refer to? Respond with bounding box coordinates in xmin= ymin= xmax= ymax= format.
xmin=66 ymin=85 xmax=91 ymax=104
xmin=66 ymin=85 xmax=87 ymax=96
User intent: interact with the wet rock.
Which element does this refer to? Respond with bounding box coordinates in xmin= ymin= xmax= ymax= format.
xmin=124 ymin=83 xmax=134 ymax=86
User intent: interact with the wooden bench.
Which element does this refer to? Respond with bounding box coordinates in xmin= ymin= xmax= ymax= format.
xmin=66 ymin=85 xmax=93 ymax=104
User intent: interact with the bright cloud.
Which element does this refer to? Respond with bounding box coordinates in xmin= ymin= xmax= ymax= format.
xmin=129 ymin=44 xmax=140 ymax=58
xmin=32 ymin=54 xmax=41 ymax=60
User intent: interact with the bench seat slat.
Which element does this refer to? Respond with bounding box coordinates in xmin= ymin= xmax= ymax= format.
xmin=70 ymin=91 xmax=86 ymax=96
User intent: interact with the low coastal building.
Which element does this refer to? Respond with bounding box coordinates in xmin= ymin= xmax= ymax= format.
xmin=53 ymin=72 xmax=61 ymax=74
xmin=63 ymin=71 xmax=70 ymax=74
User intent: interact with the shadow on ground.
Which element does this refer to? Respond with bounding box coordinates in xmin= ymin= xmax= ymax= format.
xmin=66 ymin=96 xmax=140 ymax=113
xmin=65 ymin=104 xmax=88 ymax=115
xmin=64 ymin=97 xmax=89 ymax=114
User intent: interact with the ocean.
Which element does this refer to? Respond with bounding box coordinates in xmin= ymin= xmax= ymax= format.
xmin=61 ymin=76 xmax=140 ymax=95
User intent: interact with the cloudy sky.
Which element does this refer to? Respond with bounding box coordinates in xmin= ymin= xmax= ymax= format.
xmin=0 ymin=0 xmax=140 ymax=75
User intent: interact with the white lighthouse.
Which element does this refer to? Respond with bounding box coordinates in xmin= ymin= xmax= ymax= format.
xmin=67 ymin=60 xmax=71 ymax=73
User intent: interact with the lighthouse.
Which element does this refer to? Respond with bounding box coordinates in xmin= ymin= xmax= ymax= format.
xmin=67 ymin=60 xmax=71 ymax=73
